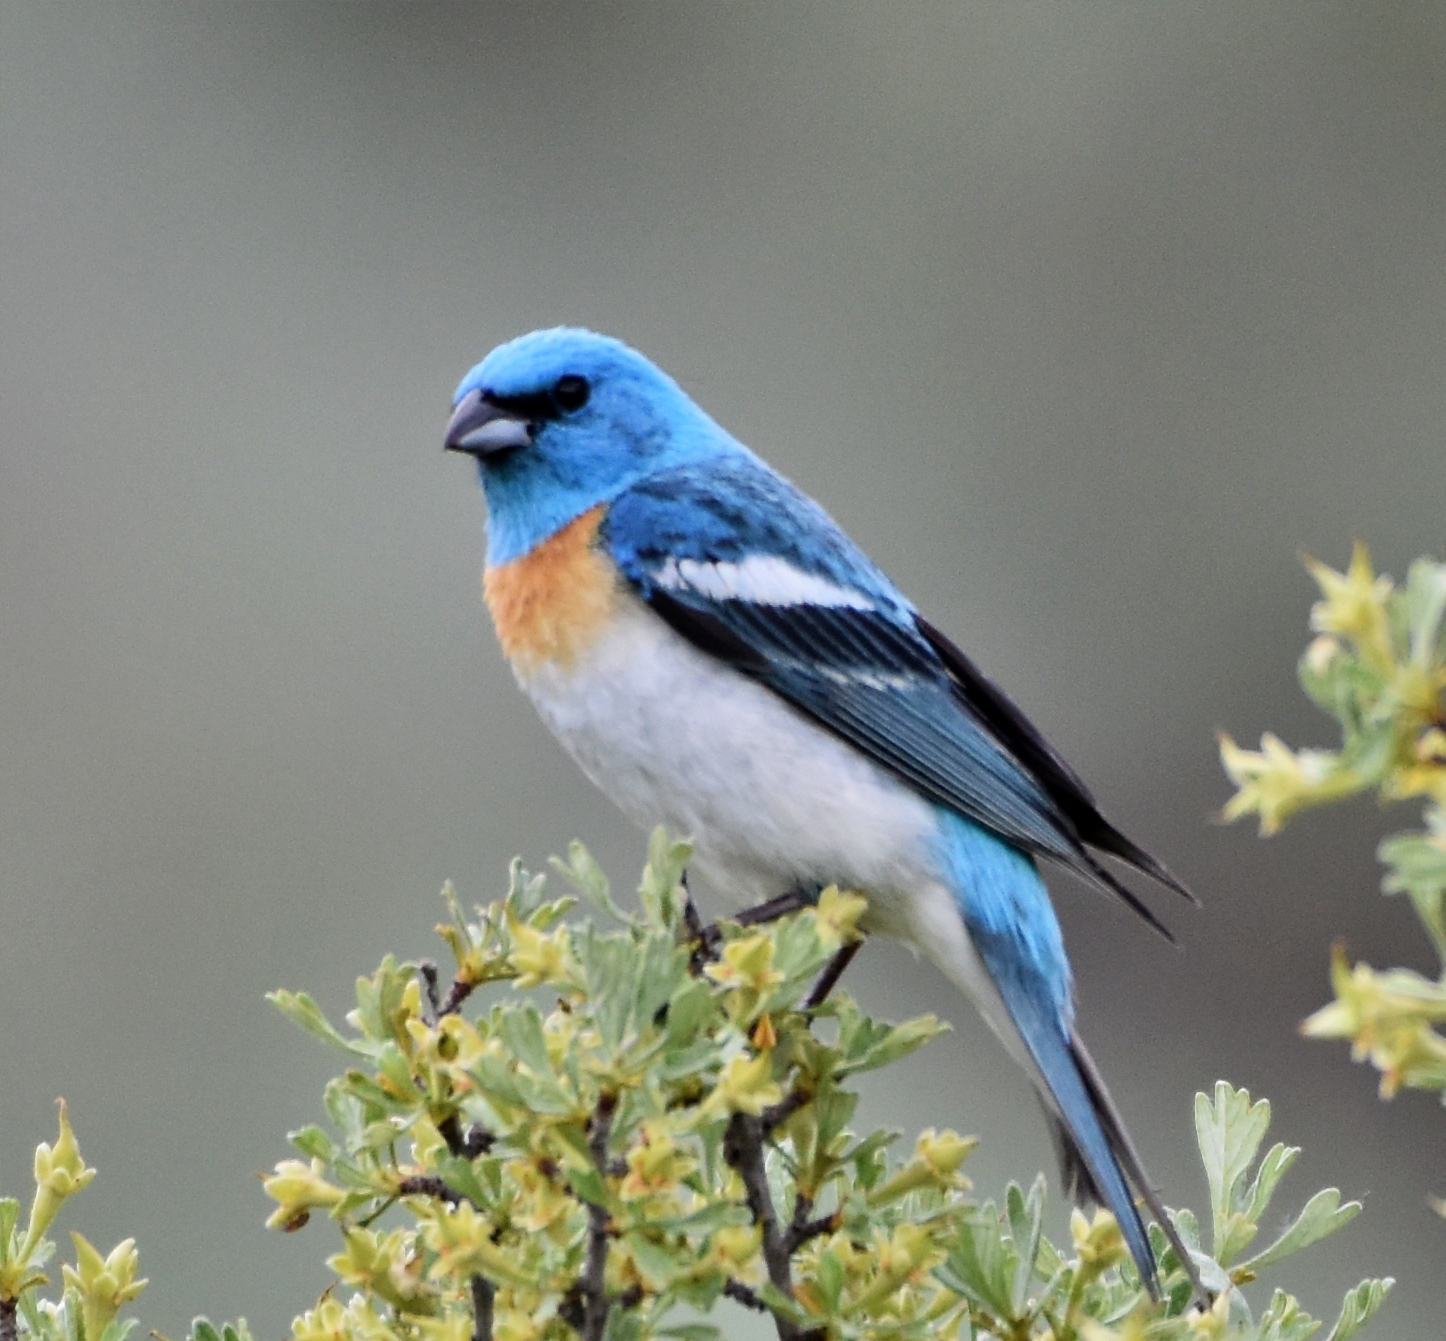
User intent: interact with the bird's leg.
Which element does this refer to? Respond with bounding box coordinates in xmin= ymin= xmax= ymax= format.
xmin=803 ymin=939 xmax=863 ymax=1009
xmin=681 ymin=876 xmax=717 ymax=972
xmin=688 ymin=881 xmax=825 ymax=968
xmin=732 ymin=884 xmax=821 ymax=926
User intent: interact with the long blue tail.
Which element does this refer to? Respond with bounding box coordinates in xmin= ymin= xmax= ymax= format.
xmin=935 ymin=811 xmax=1192 ymax=1296
xmin=969 ymin=924 xmax=1158 ymax=1289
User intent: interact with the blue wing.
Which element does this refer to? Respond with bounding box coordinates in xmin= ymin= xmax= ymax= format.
xmin=602 ymin=458 xmax=1191 ymax=935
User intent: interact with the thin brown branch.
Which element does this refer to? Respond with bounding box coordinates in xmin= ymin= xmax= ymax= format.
xmin=803 ymin=940 xmax=862 ymax=1010
xmin=438 ymin=976 xmax=480 ymax=1018
xmin=683 ymin=893 xmax=715 ymax=972
xmin=1 ymin=1297 xmax=17 ymax=1341
xmin=397 ymin=1174 xmax=465 ymax=1206
xmin=724 ymin=1112 xmax=812 ymax=1341
xmin=786 ymin=1209 xmax=839 ymax=1254
xmin=761 ymin=1087 xmax=811 ymax=1134
xmin=419 ymin=960 xmax=444 ymax=1023
xmin=723 ymin=1280 xmax=769 ymax=1312
xmin=470 ymin=1273 xmax=495 ymax=1341
xmin=581 ymin=1091 xmax=619 ymax=1341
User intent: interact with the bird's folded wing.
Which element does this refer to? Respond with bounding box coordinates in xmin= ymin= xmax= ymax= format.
xmin=602 ymin=462 xmax=1183 ymax=934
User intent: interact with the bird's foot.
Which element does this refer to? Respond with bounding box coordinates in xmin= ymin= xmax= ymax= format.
xmin=686 ymin=881 xmax=825 ymax=967
xmin=682 ymin=881 xmax=861 ymax=1005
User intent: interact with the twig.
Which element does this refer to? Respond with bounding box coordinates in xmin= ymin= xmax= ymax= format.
xmin=761 ymin=1088 xmax=810 ymax=1134
xmin=792 ymin=1209 xmax=838 ymax=1255
xmin=581 ymin=1092 xmax=619 ymax=1341
xmin=1 ymin=1297 xmax=17 ymax=1341
xmin=724 ymin=1112 xmax=819 ymax=1341
xmin=470 ymin=1274 xmax=495 ymax=1341
xmin=419 ymin=960 xmax=443 ymax=1024
xmin=438 ymin=976 xmax=479 ymax=1018
xmin=431 ymin=1106 xmax=497 ymax=1341
xmin=397 ymin=1174 xmax=465 ymax=1206
xmin=803 ymin=940 xmax=862 ymax=1010
xmin=460 ymin=1124 xmax=495 ymax=1159
xmin=683 ymin=892 xmax=715 ymax=972
xmin=723 ymin=1280 xmax=769 ymax=1312
xmin=733 ymin=887 xmax=815 ymax=927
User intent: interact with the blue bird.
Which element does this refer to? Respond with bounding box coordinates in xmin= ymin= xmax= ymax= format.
xmin=445 ymin=327 xmax=1198 ymax=1294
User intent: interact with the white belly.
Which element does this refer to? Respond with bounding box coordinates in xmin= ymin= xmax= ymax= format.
xmin=515 ymin=595 xmax=946 ymax=934
xmin=514 ymin=593 xmax=1042 ymax=1076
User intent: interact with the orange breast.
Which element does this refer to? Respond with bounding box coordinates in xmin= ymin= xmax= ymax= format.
xmin=483 ymin=505 xmax=618 ymax=677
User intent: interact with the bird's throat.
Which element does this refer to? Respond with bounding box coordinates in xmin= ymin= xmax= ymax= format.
xmin=483 ymin=504 xmax=617 ymax=679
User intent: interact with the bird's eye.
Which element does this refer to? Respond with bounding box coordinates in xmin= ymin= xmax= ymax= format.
xmin=551 ymin=375 xmax=590 ymax=414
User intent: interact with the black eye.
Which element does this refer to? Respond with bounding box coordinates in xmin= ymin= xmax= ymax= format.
xmin=551 ymin=374 xmax=590 ymax=414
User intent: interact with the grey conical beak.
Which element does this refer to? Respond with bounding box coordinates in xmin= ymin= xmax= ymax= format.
xmin=444 ymin=388 xmax=534 ymax=457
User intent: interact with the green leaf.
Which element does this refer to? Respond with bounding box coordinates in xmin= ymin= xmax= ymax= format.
xmin=1324 ymin=1277 xmax=1393 ymax=1341
xmin=267 ymin=990 xmax=371 ymax=1057
xmin=434 ymin=1154 xmax=492 ymax=1212
xmin=189 ymin=1322 xmax=222 ymax=1341
xmin=657 ymin=1326 xmax=723 ymax=1341
xmin=936 ymin=1207 xmax=1018 ymax=1321
xmin=287 ymin=1125 xmax=336 ymax=1162
xmin=756 ymin=1282 xmax=811 ymax=1326
xmin=665 ymin=979 xmax=719 ymax=1048
xmin=1243 ymin=1142 xmax=1300 ymax=1225
xmin=629 ymin=931 xmax=688 ymax=1040
xmin=1402 ymin=557 xmax=1446 ymax=667
xmin=835 ymin=1015 xmax=945 ymax=1077
xmin=469 ymin=1053 xmax=525 ymax=1109
xmin=550 ymin=842 xmax=629 ymax=923
xmin=638 ymin=826 xmax=692 ymax=928
xmin=1195 ymin=1081 xmax=1271 ymax=1250
xmin=1243 ymin=1188 xmax=1361 ymax=1271
xmin=1005 ymin=1176 xmax=1045 ymax=1313
xmin=622 ymin=1230 xmax=680 ymax=1290
xmin=1254 ymin=1288 xmax=1321 ymax=1341
xmin=1379 ymin=829 xmax=1446 ymax=963
xmin=0 ymin=1197 xmax=19 ymax=1256
xmin=566 ymin=1162 xmax=608 ymax=1206
xmin=509 ymin=1067 xmax=578 ymax=1117
xmin=500 ymin=1004 xmax=554 ymax=1078
xmin=583 ymin=930 xmax=639 ymax=1053
xmin=602 ymin=1301 xmax=644 ymax=1341
xmin=813 ymin=1245 xmax=846 ymax=1312
xmin=505 ymin=856 xmax=549 ymax=916
xmin=374 ymin=1042 xmax=423 ymax=1104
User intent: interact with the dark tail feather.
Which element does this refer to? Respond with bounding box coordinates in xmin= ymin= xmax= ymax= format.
xmin=1080 ymin=851 xmax=1180 ymax=944
xmin=1084 ymin=823 xmax=1199 ymax=907
xmin=1064 ymin=1031 xmax=1206 ymax=1301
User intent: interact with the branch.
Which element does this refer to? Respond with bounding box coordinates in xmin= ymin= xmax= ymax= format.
xmin=761 ymin=1088 xmax=811 ymax=1133
xmin=803 ymin=940 xmax=862 ymax=1010
xmin=723 ymin=1280 xmax=769 ymax=1312
xmin=470 ymin=1274 xmax=495 ymax=1341
xmin=0 ymin=1297 xmax=16 ymax=1341
xmin=723 ymin=1112 xmax=821 ymax=1341
xmin=426 ymin=1063 xmax=497 ymax=1341
xmin=582 ymin=1092 xmax=619 ymax=1341
xmin=785 ymin=1202 xmax=838 ymax=1255
xmin=397 ymin=1174 xmax=464 ymax=1206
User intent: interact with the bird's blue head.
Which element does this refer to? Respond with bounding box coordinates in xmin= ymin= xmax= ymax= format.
xmin=446 ymin=328 xmax=739 ymax=566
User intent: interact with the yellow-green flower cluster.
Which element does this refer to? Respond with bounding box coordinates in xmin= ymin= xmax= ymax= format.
xmin=1303 ymin=947 xmax=1446 ymax=1097
xmin=1221 ymin=545 xmax=1446 ymax=1101
xmin=1221 ymin=545 xmax=1446 ymax=832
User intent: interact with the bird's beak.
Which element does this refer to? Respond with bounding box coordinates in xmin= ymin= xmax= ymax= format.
xmin=444 ymin=388 xmax=534 ymax=457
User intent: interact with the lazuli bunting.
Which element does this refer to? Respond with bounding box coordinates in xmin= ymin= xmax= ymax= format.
xmin=446 ymin=327 xmax=1196 ymax=1293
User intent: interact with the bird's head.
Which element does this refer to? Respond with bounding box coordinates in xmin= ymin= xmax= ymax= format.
xmin=447 ymin=328 xmax=735 ymax=566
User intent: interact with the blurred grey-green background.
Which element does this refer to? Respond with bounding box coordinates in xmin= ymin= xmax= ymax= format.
xmin=2 ymin=3 xmax=1444 ymax=1336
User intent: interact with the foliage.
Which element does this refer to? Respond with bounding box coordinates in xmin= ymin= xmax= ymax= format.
xmin=1219 ymin=546 xmax=1446 ymax=1103
xmin=256 ymin=831 xmax=1390 ymax=1341
xmin=0 ymin=1100 xmax=249 ymax=1341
